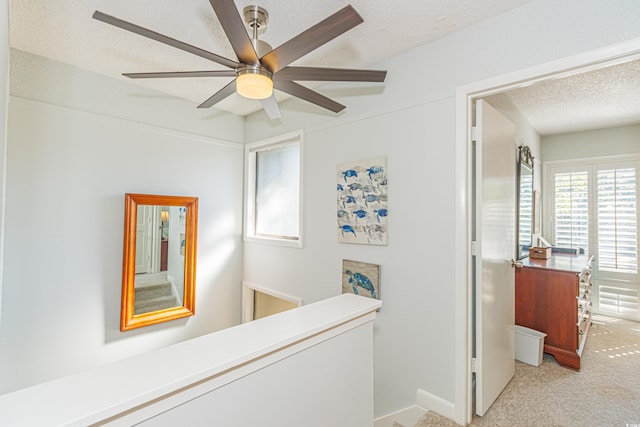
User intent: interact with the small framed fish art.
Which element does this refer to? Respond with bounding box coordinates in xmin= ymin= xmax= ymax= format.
xmin=336 ymin=156 xmax=388 ymax=245
xmin=342 ymin=259 xmax=380 ymax=300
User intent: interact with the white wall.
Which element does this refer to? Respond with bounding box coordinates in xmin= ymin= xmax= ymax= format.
xmin=542 ymin=123 xmax=640 ymax=161
xmin=485 ymin=93 xmax=542 ymax=189
xmin=243 ymin=0 xmax=640 ymax=419
xmin=10 ymin=49 xmax=244 ymax=143
xmin=139 ymin=315 xmax=376 ymax=427
xmin=0 ymin=294 xmax=380 ymax=427
xmin=0 ymin=0 xmax=10 ymax=332
xmin=0 ymin=52 xmax=246 ymax=392
xmin=246 ymin=101 xmax=457 ymax=413
xmin=485 ymin=93 xmax=543 ymax=242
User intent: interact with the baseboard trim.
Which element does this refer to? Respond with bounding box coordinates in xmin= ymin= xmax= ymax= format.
xmin=416 ymin=389 xmax=457 ymax=422
xmin=374 ymin=405 xmax=426 ymax=427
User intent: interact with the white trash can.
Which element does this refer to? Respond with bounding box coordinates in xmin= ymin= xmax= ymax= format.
xmin=514 ymin=325 xmax=546 ymax=367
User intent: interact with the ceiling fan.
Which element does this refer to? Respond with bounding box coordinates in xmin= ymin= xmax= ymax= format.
xmin=92 ymin=1 xmax=387 ymax=120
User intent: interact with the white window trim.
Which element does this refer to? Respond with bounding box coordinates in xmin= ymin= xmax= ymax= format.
xmin=244 ymin=130 xmax=303 ymax=248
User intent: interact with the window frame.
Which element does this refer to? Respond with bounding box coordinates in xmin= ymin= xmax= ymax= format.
xmin=549 ymin=165 xmax=590 ymax=251
xmin=244 ymin=130 xmax=303 ymax=248
xmin=594 ymin=160 xmax=638 ymax=275
xmin=545 ymin=155 xmax=640 ymax=321
xmin=544 ymin=154 xmax=640 ymax=282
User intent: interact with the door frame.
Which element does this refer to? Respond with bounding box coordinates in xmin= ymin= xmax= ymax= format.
xmin=454 ymin=38 xmax=640 ymax=425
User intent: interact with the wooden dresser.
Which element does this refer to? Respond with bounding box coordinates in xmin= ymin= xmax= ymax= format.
xmin=515 ymin=254 xmax=594 ymax=370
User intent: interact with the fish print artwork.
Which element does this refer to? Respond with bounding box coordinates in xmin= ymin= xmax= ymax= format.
xmin=342 ymin=259 xmax=380 ymax=300
xmin=336 ymin=156 xmax=388 ymax=245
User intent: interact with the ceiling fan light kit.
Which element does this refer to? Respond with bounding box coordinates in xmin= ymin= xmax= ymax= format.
xmin=236 ymin=65 xmax=273 ymax=99
xmin=92 ymin=1 xmax=387 ymax=119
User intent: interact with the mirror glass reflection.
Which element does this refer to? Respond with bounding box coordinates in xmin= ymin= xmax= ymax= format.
xmin=517 ymin=146 xmax=534 ymax=259
xmin=134 ymin=205 xmax=187 ymax=315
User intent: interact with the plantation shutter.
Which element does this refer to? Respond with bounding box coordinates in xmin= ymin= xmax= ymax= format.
xmin=548 ymin=158 xmax=640 ymax=321
xmin=597 ymin=167 xmax=638 ymax=273
xmin=519 ymin=171 xmax=533 ymax=249
xmin=554 ymin=171 xmax=589 ymax=250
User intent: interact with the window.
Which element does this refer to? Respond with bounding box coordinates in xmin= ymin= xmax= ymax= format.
xmin=548 ymin=158 xmax=639 ymax=320
xmin=519 ymin=170 xmax=533 ymax=250
xmin=553 ymin=170 xmax=589 ymax=250
xmin=245 ymin=131 xmax=302 ymax=247
xmin=597 ymin=167 xmax=637 ymax=273
xmin=549 ymin=161 xmax=638 ymax=273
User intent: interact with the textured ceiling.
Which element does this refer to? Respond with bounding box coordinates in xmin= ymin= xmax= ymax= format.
xmin=10 ymin=0 xmax=535 ymax=116
xmin=10 ymin=0 xmax=640 ymax=133
xmin=504 ymin=59 xmax=640 ymax=135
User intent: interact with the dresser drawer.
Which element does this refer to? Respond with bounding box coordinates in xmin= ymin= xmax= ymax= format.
xmin=578 ymin=310 xmax=591 ymax=338
xmin=576 ymin=288 xmax=591 ymax=307
xmin=579 ymin=268 xmax=591 ymax=287
xmin=577 ymin=300 xmax=592 ymax=323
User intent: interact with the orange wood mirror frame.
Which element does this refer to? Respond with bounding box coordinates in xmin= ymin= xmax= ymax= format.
xmin=121 ymin=193 xmax=198 ymax=331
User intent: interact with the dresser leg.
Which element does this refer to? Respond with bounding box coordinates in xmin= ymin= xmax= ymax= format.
xmin=544 ymin=345 xmax=580 ymax=371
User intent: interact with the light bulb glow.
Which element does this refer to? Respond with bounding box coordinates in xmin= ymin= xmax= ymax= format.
xmin=237 ymin=71 xmax=273 ymax=100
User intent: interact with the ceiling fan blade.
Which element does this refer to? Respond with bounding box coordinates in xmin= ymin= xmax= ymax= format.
xmin=260 ymin=5 xmax=363 ymax=74
xmin=208 ymin=0 xmax=259 ymax=66
xmin=274 ymin=66 xmax=387 ymax=82
xmin=197 ymin=80 xmax=237 ymax=108
xmin=123 ymin=70 xmax=237 ymax=79
xmin=260 ymin=96 xmax=281 ymax=120
xmin=274 ymin=80 xmax=345 ymax=113
xmin=93 ymin=11 xmax=238 ymax=69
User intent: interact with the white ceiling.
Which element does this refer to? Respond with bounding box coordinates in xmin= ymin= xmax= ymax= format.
xmin=9 ymin=0 xmax=640 ymax=133
xmin=10 ymin=0 xmax=535 ymax=116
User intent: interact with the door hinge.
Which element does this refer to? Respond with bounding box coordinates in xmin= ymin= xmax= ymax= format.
xmin=471 ymin=241 xmax=477 ymax=256
xmin=471 ymin=357 xmax=477 ymax=373
xmin=471 ymin=126 xmax=478 ymax=142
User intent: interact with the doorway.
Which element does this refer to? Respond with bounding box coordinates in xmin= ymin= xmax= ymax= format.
xmin=455 ymin=40 xmax=640 ymax=424
xmin=241 ymin=281 xmax=303 ymax=322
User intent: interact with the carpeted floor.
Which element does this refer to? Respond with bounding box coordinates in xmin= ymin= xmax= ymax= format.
xmin=415 ymin=315 xmax=640 ymax=427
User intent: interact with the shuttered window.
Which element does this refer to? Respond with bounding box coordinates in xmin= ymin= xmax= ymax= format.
xmin=553 ymin=171 xmax=589 ymax=250
xmin=597 ymin=168 xmax=637 ymax=273
xmin=519 ymin=171 xmax=534 ymax=249
xmin=548 ymin=158 xmax=639 ymax=320
xmin=598 ymin=285 xmax=639 ymax=317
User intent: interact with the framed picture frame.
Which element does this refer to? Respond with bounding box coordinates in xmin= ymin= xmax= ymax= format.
xmin=337 ymin=156 xmax=388 ymax=245
xmin=342 ymin=259 xmax=380 ymax=300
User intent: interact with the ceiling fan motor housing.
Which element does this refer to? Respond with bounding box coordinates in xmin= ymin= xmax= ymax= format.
xmin=243 ymin=6 xmax=268 ymax=35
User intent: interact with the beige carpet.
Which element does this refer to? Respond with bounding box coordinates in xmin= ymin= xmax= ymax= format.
xmin=415 ymin=315 xmax=640 ymax=427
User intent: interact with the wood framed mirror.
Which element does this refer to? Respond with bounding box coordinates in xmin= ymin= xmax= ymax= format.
xmin=121 ymin=193 xmax=198 ymax=331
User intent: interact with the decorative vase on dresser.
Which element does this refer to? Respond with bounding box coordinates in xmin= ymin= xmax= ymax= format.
xmin=515 ymin=254 xmax=594 ymax=370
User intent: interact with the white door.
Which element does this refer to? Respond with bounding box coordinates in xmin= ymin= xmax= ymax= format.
xmin=474 ymin=100 xmax=516 ymax=416
xmin=135 ymin=206 xmax=150 ymax=274
xmin=135 ymin=205 xmax=161 ymax=274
